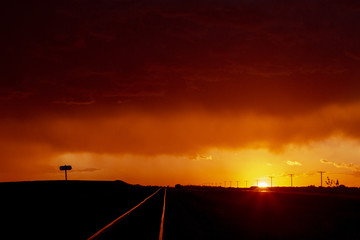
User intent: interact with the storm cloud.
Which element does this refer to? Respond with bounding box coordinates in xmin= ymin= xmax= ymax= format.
xmin=1 ymin=0 xmax=360 ymax=182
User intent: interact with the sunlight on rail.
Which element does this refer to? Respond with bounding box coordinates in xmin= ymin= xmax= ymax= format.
xmin=87 ymin=188 xmax=162 ymax=240
xmin=159 ymin=188 xmax=166 ymax=240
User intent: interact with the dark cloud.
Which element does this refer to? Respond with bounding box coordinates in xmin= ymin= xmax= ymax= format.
xmin=1 ymin=0 xmax=360 ymax=155
xmin=2 ymin=1 xmax=359 ymax=112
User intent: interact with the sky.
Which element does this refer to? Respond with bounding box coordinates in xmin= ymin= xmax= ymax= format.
xmin=1 ymin=0 xmax=360 ymax=186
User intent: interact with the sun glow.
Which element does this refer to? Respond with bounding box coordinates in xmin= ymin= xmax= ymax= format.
xmin=258 ymin=182 xmax=269 ymax=188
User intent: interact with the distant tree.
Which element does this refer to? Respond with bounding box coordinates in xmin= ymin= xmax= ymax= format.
xmin=325 ymin=176 xmax=335 ymax=187
xmin=335 ymin=179 xmax=339 ymax=187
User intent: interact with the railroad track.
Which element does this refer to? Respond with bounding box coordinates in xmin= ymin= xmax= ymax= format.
xmin=87 ymin=188 xmax=167 ymax=240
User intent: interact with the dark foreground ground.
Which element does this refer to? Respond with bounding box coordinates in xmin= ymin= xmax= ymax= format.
xmin=1 ymin=181 xmax=158 ymax=239
xmin=1 ymin=181 xmax=360 ymax=240
xmin=165 ymin=187 xmax=360 ymax=240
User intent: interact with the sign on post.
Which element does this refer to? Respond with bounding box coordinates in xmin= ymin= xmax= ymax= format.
xmin=60 ymin=165 xmax=72 ymax=181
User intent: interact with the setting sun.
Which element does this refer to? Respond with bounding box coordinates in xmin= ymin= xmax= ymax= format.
xmin=258 ymin=182 xmax=269 ymax=188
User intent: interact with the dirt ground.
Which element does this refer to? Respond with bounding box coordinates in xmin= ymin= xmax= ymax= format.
xmin=2 ymin=182 xmax=360 ymax=240
xmin=165 ymin=187 xmax=360 ymax=240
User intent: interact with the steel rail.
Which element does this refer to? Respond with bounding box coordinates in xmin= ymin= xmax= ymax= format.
xmin=159 ymin=188 xmax=167 ymax=240
xmin=87 ymin=188 xmax=162 ymax=240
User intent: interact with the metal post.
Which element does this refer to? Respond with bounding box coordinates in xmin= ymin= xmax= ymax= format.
xmin=289 ymin=174 xmax=294 ymax=187
xmin=65 ymin=167 xmax=68 ymax=181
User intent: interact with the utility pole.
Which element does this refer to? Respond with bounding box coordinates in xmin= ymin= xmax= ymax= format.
xmin=318 ymin=171 xmax=325 ymax=187
xmin=289 ymin=174 xmax=294 ymax=187
xmin=245 ymin=180 xmax=248 ymax=188
xmin=269 ymin=176 xmax=274 ymax=187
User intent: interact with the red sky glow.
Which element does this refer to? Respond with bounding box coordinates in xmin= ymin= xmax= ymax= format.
xmin=1 ymin=0 xmax=360 ymax=186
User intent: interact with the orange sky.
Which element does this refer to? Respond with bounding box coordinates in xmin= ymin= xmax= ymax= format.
xmin=1 ymin=0 xmax=360 ymax=186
